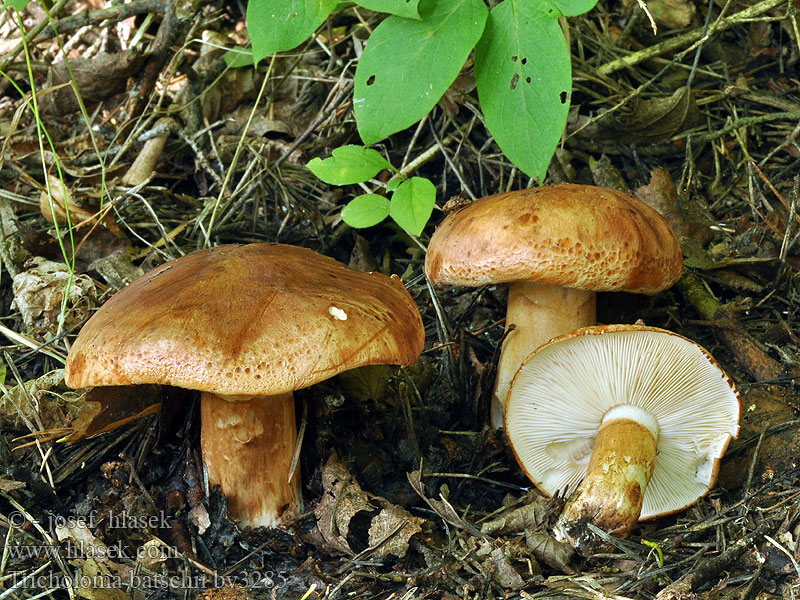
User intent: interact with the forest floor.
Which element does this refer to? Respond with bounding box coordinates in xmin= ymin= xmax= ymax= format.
xmin=0 ymin=0 xmax=799 ymax=598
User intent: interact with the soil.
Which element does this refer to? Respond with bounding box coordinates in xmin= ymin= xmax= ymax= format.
xmin=0 ymin=0 xmax=799 ymax=598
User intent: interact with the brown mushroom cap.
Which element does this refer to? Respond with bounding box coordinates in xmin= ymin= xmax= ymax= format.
xmin=65 ymin=244 xmax=424 ymax=395
xmin=425 ymin=184 xmax=683 ymax=293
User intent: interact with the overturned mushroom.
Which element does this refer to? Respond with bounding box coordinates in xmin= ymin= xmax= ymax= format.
xmin=65 ymin=243 xmax=425 ymax=528
xmin=505 ymin=324 xmax=741 ymax=553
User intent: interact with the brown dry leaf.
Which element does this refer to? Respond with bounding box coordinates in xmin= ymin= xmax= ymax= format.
xmin=197 ymin=584 xmax=252 ymax=600
xmin=525 ymin=531 xmax=576 ymax=574
xmin=11 ymin=257 xmax=97 ymax=339
xmin=40 ymin=50 xmax=147 ymax=117
xmin=596 ymin=87 xmax=703 ymax=144
xmin=73 ymin=558 xmax=131 ymax=600
xmin=0 ymin=370 xmax=79 ymax=431
xmin=634 ymin=167 xmax=713 ymax=243
xmin=219 ymin=105 xmax=294 ymax=138
xmin=590 ymin=155 xmax=629 ymax=193
xmin=708 ymin=270 xmax=765 ymax=293
xmin=56 ymin=523 xmax=132 ymax=600
xmin=407 ymin=469 xmax=477 ymax=534
xmin=0 ymin=476 xmax=25 ymax=492
xmin=480 ymin=496 xmax=550 ymax=536
xmin=486 ymin=546 xmax=525 ymax=589
xmin=55 ymin=519 xmax=106 ymax=551
xmin=189 ymin=504 xmax=211 ymax=535
xmin=315 ymin=455 xmax=425 ymax=558
xmin=647 ymin=0 xmax=696 ymax=29
xmin=315 ymin=454 xmax=378 ymax=556
xmin=439 ymin=73 xmax=476 ymax=116
xmin=0 ymin=201 xmax=31 ymax=277
xmin=368 ymin=504 xmax=424 ymax=559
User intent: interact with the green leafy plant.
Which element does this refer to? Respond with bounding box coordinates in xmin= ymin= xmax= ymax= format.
xmin=307 ymin=145 xmax=435 ymax=236
xmin=247 ymin=0 xmax=599 ymax=198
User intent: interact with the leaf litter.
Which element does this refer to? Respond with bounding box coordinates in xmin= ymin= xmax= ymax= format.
xmin=0 ymin=0 xmax=799 ymax=598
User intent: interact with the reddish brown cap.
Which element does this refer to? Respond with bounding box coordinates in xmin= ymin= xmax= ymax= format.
xmin=65 ymin=244 xmax=425 ymax=396
xmin=425 ymin=185 xmax=683 ymax=294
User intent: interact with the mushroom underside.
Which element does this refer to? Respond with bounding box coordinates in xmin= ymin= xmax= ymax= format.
xmin=493 ymin=281 xmax=595 ymax=429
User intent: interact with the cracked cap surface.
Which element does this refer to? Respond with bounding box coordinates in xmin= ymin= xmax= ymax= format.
xmin=65 ymin=244 xmax=425 ymax=396
xmin=425 ymin=184 xmax=683 ymax=294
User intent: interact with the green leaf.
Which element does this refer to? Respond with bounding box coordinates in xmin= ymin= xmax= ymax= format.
xmin=2 ymin=0 xmax=29 ymax=9
xmin=307 ymin=145 xmax=393 ymax=184
xmin=354 ymin=0 xmax=421 ymax=19
xmin=247 ymin=0 xmax=339 ymax=64
xmin=385 ymin=178 xmax=402 ymax=192
xmin=545 ymin=0 xmax=598 ymax=17
xmin=342 ymin=194 xmax=391 ymax=228
xmin=223 ymin=46 xmax=255 ymax=68
xmin=389 ymin=177 xmax=436 ymax=235
xmin=474 ymin=0 xmax=571 ymax=182
xmin=354 ymin=0 xmax=488 ymax=145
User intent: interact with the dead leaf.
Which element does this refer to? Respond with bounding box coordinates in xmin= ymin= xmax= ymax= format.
xmin=314 ymin=455 xmax=425 ymax=558
xmin=72 ymin=558 xmax=131 ymax=600
xmin=525 ymin=531 xmax=576 ymax=574
xmin=0 ymin=476 xmax=25 ymax=492
xmin=315 ymin=454 xmax=377 ymax=556
xmin=647 ymin=0 xmax=696 ymax=29
xmin=487 ymin=546 xmax=525 ymax=589
xmin=595 ymin=87 xmax=704 ymax=144
xmin=11 ymin=257 xmax=97 ymax=339
xmin=189 ymin=504 xmax=211 ymax=535
xmin=40 ymin=50 xmax=147 ymax=117
xmin=0 ymin=369 xmax=83 ymax=432
xmin=590 ymin=155 xmax=629 ymax=193
xmin=407 ymin=470 xmax=479 ymax=535
xmin=439 ymin=73 xmax=476 ymax=116
xmin=368 ymin=504 xmax=423 ymax=559
xmin=634 ymin=167 xmax=713 ymax=243
xmin=480 ymin=497 xmax=550 ymax=536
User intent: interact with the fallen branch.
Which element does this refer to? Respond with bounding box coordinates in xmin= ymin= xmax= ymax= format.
xmin=597 ymin=0 xmax=788 ymax=75
xmin=679 ymin=271 xmax=799 ymax=382
xmin=655 ymin=515 xmax=781 ymax=599
xmin=33 ymin=0 xmax=167 ymax=42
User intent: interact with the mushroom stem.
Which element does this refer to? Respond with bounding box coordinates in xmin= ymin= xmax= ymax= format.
xmin=201 ymin=392 xmax=302 ymax=528
xmin=493 ymin=281 xmax=596 ymax=429
xmin=554 ymin=405 xmax=659 ymax=552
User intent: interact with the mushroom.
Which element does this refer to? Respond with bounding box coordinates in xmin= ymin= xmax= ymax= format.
xmin=65 ymin=243 xmax=425 ymax=528
xmin=504 ymin=324 xmax=741 ymax=553
xmin=424 ymin=185 xmax=683 ymax=429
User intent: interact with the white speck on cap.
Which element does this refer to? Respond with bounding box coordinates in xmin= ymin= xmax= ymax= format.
xmin=329 ymin=306 xmax=348 ymax=320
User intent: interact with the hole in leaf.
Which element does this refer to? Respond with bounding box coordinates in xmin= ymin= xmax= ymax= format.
xmin=510 ymin=73 xmax=519 ymax=90
xmin=511 ymin=55 xmax=518 ymax=62
xmin=367 ymin=75 xmax=376 ymax=86
xmin=521 ymin=57 xmax=527 ymax=65
xmin=560 ymin=90 xmax=568 ymax=103
xmin=526 ymin=76 xmax=531 ymax=84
